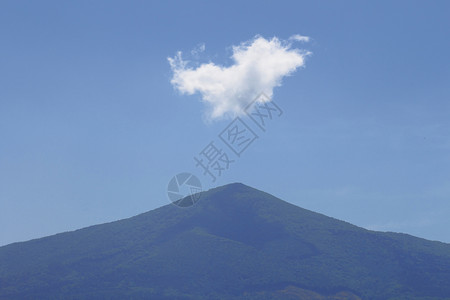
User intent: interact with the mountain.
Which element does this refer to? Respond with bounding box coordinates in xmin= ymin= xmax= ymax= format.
xmin=1 ymin=183 xmax=450 ymax=299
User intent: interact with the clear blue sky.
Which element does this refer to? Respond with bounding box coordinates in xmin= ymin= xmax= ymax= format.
xmin=1 ymin=0 xmax=449 ymax=246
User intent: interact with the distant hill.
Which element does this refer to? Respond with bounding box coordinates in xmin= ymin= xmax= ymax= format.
xmin=1 ymin=183 xmax=450 ymax=299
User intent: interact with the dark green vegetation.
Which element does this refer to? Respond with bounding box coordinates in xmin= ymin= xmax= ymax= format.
xmin=1 ymin=183 xmax=450 ymax=299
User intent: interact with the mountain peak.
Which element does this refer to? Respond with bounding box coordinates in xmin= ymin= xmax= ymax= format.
xmin=195 ymin=182 xmax=287 ymax=207
xmin=201 ymin=182 xmax=258 ymax=198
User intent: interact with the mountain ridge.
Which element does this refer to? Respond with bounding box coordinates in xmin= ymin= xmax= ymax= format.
xmin=1 ymin=183 xmax=450 ymax=299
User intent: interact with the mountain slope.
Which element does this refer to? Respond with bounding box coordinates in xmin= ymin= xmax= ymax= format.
xmin=1 ymin=183 xmax=450 ymax=299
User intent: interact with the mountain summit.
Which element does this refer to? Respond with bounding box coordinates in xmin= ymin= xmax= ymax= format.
xmin=1 ymin=183 xmax=450 ymax=299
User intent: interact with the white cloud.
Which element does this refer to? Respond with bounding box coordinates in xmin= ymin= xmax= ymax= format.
xmin=289 ymin=34 xmax=310 ymax=42
xmin=168 ymin=35 xmax=311 ymax=120
xmin=190 ymin=43 xmax=205 ymax=57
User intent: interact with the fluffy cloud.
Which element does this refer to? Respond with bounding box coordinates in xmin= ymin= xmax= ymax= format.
xmin=168 ymin=35 xmax=311 ymax=120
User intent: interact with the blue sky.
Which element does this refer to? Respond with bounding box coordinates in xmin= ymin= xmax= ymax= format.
xmin=1 ymin=0 xmax=449 ymax=246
